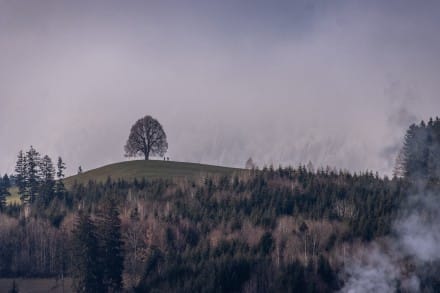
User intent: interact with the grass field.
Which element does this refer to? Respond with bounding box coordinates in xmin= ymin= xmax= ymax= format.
xmin=5 ymin=160 xmax=244 ymax=204
xmin=63 ymin=160 xmax=243 ymax=186
xmin=0 ymin=278 xmax=72 ymax=293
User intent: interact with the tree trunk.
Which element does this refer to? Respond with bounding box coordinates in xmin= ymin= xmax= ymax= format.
xmin=144 ymin=151 xmax=149 ymax=160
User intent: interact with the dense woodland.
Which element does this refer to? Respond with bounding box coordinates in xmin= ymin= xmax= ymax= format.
xmin=0 ymin=118 xmax=439 ymax=292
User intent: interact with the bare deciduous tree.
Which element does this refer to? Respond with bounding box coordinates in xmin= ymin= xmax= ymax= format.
xmin=124 ymin=115 xmax=168 ymax=160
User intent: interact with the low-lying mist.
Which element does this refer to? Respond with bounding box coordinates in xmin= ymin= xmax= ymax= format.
xmin=340 ymin=190 xmax=440 ymax=292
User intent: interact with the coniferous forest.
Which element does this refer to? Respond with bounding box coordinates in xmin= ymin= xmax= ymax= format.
xmin=0 ymin=118 xmax=439 ymax=292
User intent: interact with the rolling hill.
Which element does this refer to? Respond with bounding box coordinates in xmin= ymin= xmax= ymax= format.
xmin=64 ymin=160 xmax=243 ymax=186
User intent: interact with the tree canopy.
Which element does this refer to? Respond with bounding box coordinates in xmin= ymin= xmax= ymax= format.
xmin=395 ymin=117 xmax=440 ymax=185
xmin=124 ymin=115 xmax=168 ymax=160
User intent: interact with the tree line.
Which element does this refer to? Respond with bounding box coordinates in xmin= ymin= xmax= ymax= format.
xmin=395 ymin=116 xmax=440 ymax=186
xmin=13 ymin=146 xmax=66 ymax=205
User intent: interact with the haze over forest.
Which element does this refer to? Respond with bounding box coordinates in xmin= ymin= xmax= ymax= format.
xmin=2 ymin=0 xmax=440 ymax=175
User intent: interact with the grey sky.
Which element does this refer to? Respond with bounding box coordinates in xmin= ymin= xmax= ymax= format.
xmin=1 ymin=0 xmax=440 ymax=175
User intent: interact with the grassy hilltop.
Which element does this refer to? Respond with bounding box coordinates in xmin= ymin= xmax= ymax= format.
xmin=64 ymin=160 xmax=243 ymax=186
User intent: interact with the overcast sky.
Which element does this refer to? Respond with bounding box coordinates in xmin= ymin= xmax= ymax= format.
xmin=1 ymin=0 xmax=440 ymax=176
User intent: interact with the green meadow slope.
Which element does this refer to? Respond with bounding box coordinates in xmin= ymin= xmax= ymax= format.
xmin=64 ymin=160 xmax=243 ymax=186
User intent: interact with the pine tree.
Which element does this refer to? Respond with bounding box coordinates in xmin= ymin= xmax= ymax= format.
xmin=39 ymin=155 xmax=55 ymax=205
xmin=14 ymin=150 xmax=27 ymax=202
xmin=393 ymin=148 xmax=405 ymax=178
xmin=0 ymin=175 xmax=10 ymax=209
xmin=55 ymin=157 xmax=66 ymax=199
xmin=97 ymin=198 xmax=124 ymax=292
xmin=397 ymin=118 xmax=440 ymax=183
xmin=2 ymin=174 xmax=10 ymax=189
xmin=0 ymin=182 xmax=4 ymax=210
xmin=71 ymin=212 xmax=105 ymax=293
xmin=25 ymin=146 xmax=41 ymax=203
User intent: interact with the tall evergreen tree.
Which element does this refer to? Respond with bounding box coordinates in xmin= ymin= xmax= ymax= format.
xmin=393 ymin=148 xmax=406 ymax=178
xmin=97 ymin=199 xmax=124 ymax=292
xmin=2 ymin=174 xmax=10 ymax=189
xmin=0 ymin=175 xmax=10 ymax=209
xmin=39 ymin=155 xmax=55 ymax=205
xmin=397 ymin=118 xmax=440 ymax=184
xmin=55 ymin=157 xmax=66 ymax=199
xmin=25 ymin=146 xmax=41 ymax=203
xmin=14 ymin=150 xmax=27 ymax=201
xmin=71 ymin=212 xmax=105 ymax=293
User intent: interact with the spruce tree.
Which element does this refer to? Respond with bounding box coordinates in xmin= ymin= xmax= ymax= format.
xmin=25 ymin=146 xmax=41 ymax=203
xmin=39 ymin=155 xmax=55 ymax=205
xmin=97 ymin=198 xmax=124 ymax=292
xmin=0 ymin=180 xmax=4 ymax=210
xmin=71 ymin=212 xmax=105 ymax=293
xmin=2 ymin=174 xmax=10 ymax=189
xmin=0 ymin=175 xmax=10 ymax=209
xmin=397 ymin=118 xmax=440 ymax=183
xmin=14 ymin=150 xmax=27 ymax=202
xmin=55 ymin=157 xmax=66 ymax=199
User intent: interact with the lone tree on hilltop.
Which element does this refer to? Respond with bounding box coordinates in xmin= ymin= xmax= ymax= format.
xmin=124 ymin=115 xmax=168 ymax=160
